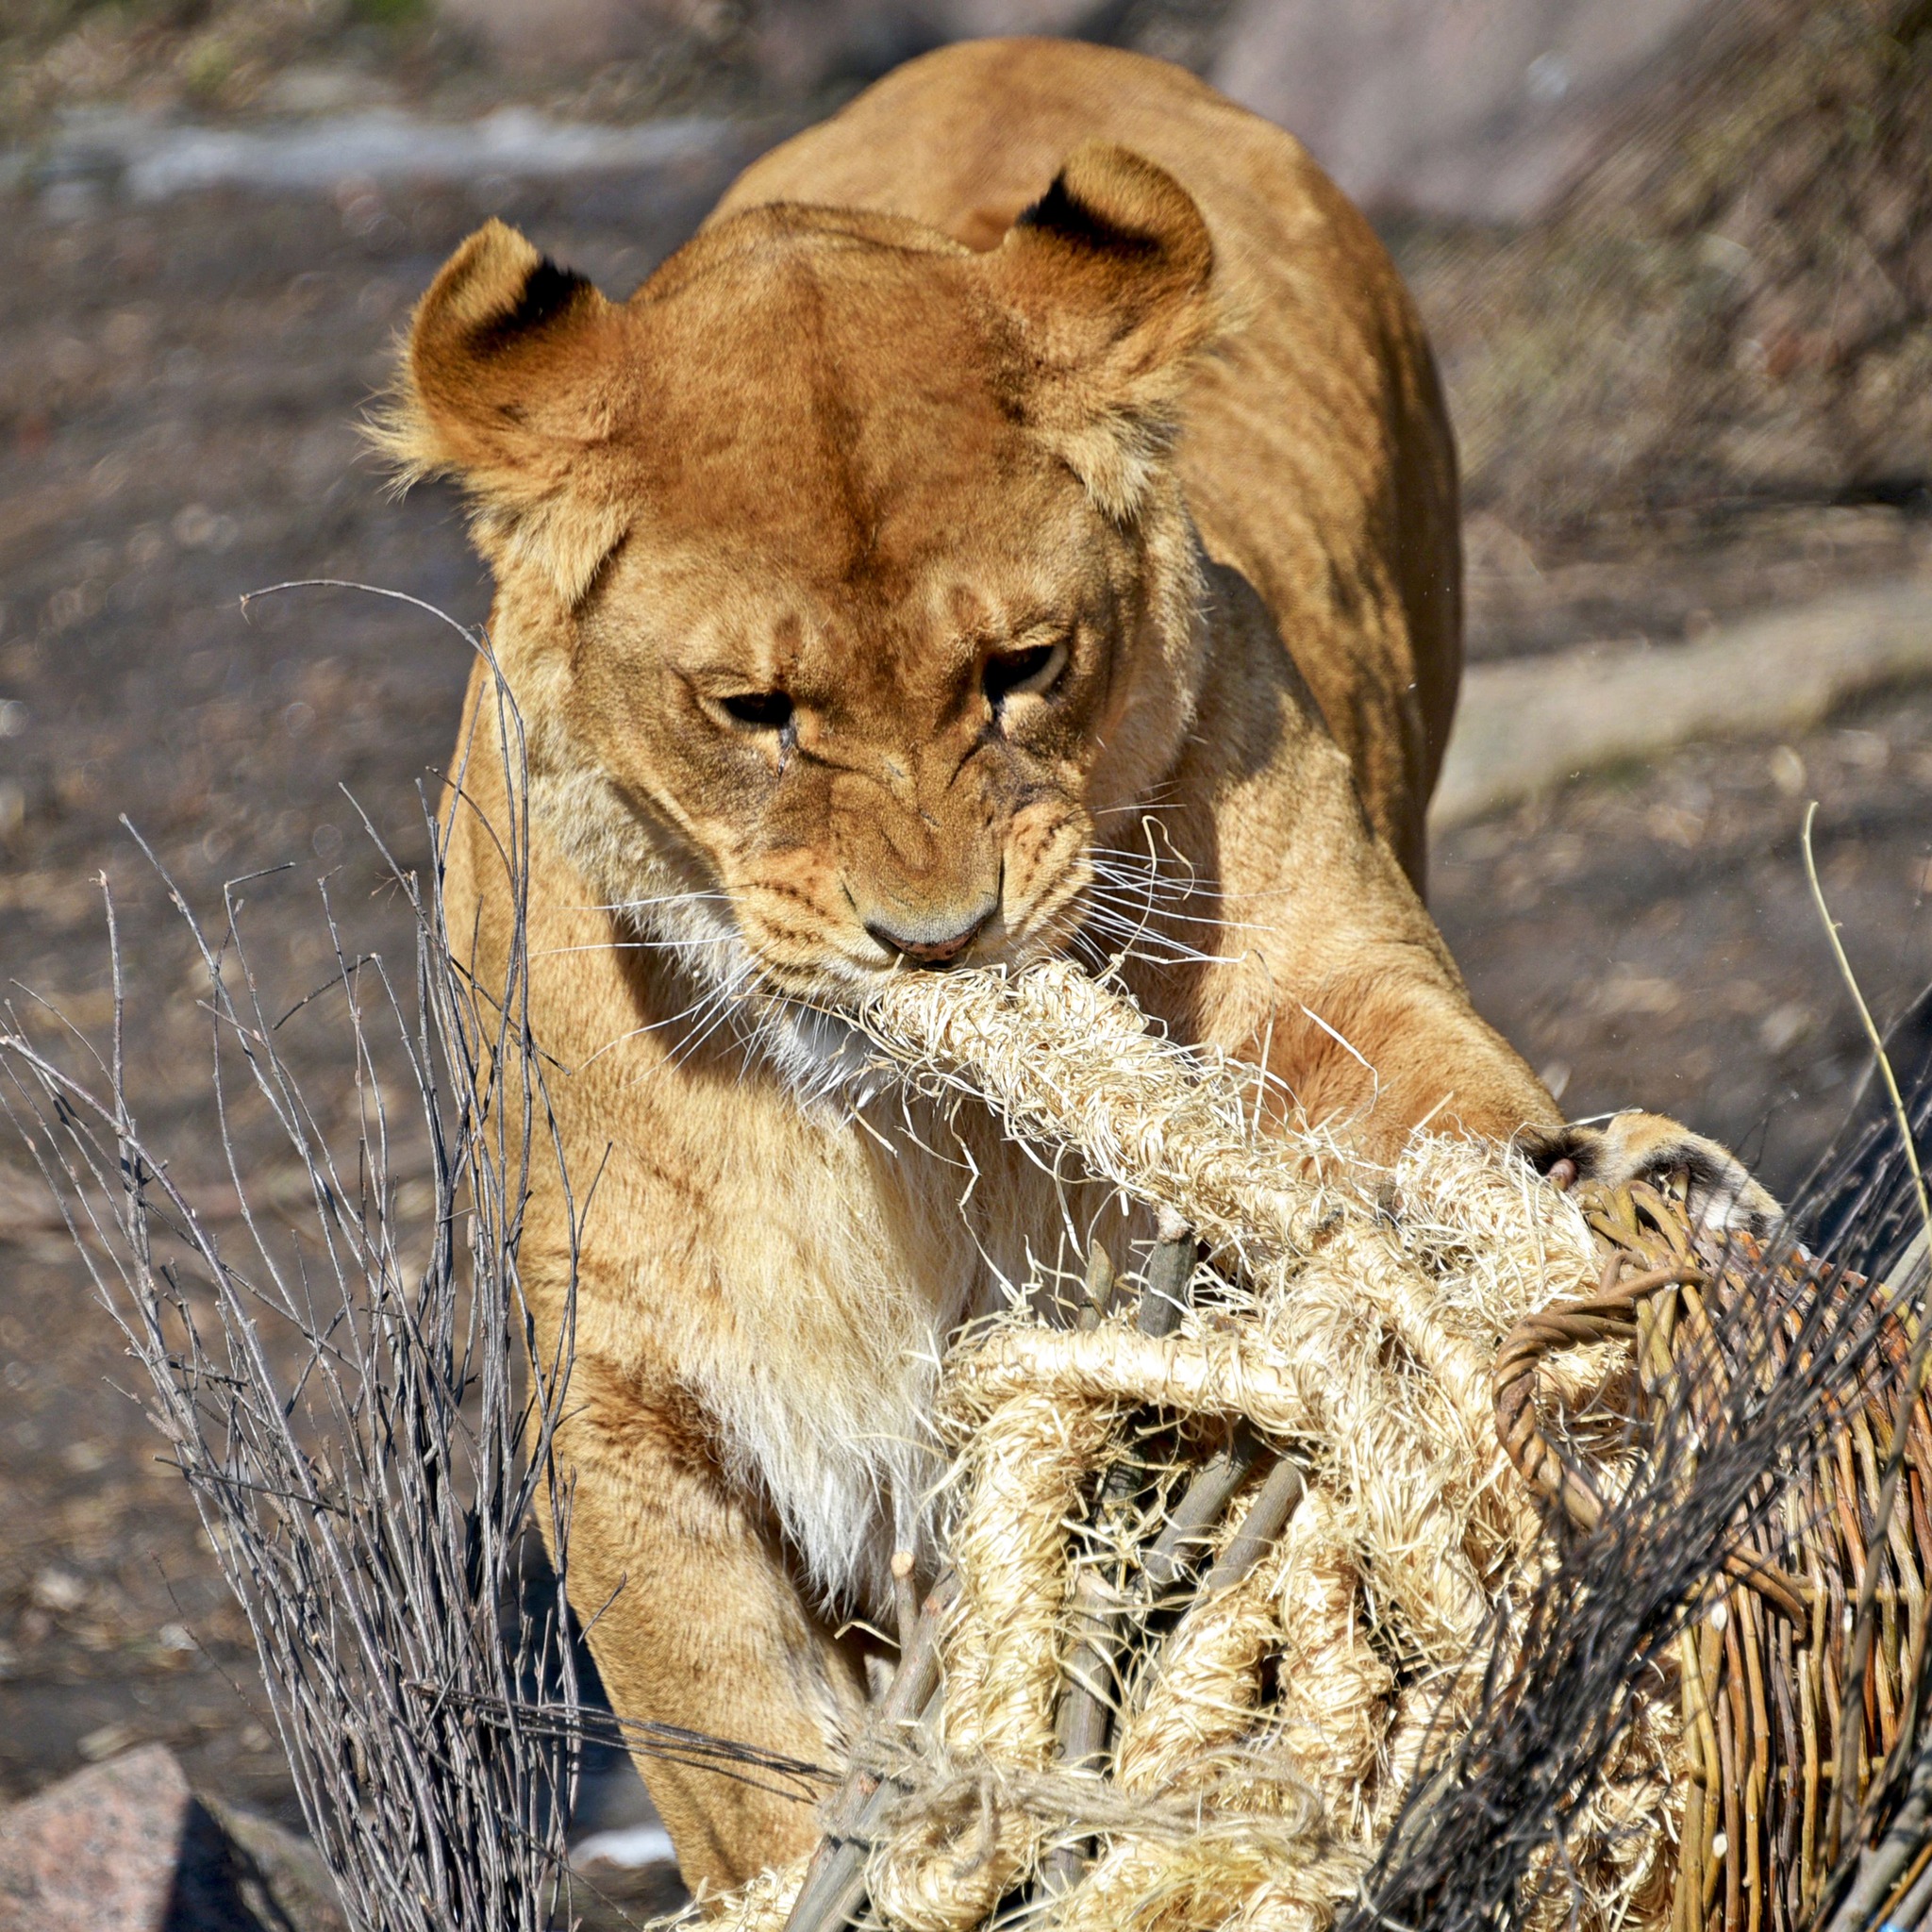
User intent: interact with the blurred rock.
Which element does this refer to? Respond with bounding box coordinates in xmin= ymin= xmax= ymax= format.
xmin=753 ymin=0 xmax=1104 ymax=92
xmin=439 ymin=0 xmax=716 ymax=71
xmin=1211 ymin=0 xmax=1715 ymax=220
xmin=438 ymin=0 xmax=1103 ymax=85
xmin=0 ymin=1746 xmax=179 ymax=1931
xmin=0 ymin=1744 xmax=346 ymax=1932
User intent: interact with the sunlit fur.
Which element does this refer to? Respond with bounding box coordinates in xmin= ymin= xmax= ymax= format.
xmin=388 ymin=41 xmax=1759 ymax=1895
xmin=401 ymin=58 xmax=1546 ymax=1890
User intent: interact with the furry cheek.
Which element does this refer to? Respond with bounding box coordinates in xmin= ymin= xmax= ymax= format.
xmin=727 ymin=859 xmax=874 ymax=987
xmin=1001 ymin=802 xmax=1094 ymax=952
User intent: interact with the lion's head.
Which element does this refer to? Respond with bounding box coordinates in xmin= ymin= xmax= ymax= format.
xmin=387 ymin=144 xmax=1219 ymax=1066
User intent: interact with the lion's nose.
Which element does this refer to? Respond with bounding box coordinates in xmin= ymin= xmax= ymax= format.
xmin=865 ymin=901 xmax=996 ymax=969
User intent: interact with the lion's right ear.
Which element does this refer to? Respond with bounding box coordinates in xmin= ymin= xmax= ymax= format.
xmin=373 ymin=220 xmax=632 ymax=604
xmin=988 ymin=144 xmax=1218 ymax=521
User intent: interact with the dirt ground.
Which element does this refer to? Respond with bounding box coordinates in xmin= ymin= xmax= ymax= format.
xmin=0 ymin=153 xmax=761 ymax=1825
xmin=0 ymin=108 xmax=1928 ymax=1851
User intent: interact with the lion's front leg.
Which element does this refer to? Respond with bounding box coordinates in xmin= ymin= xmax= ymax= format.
xmin=1236 ymin=953 xmax=1779 ymax=1236
xmin=547 ymin=1349 xmax=866 ymax=1897
xmin=1242 ymin=952 xmax=1563 ymax=1158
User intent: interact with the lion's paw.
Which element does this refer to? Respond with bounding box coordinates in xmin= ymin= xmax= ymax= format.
xmin=1522 ymin=1110 xmax=1780 ymax=1240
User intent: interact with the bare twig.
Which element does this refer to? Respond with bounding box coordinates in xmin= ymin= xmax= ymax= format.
xmin=779 ymin=1572 xmax=958 ymax=1932
xmin=1805 ymin=803 xmax=1932 ymax=1884
xmin=0 ymin=617 xmax=778 ymax=1931
xmin=1201 ymin=1456 xmax=1307 ymax=1597
xmin=1039 ymin=1216 xmax=1200 ymax=1894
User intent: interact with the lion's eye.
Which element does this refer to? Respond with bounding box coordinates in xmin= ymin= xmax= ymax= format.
xmin=719 ymin=691 xmax=794 ymax=729
xmin=984 ymin=640 xmax=1068 ymax=708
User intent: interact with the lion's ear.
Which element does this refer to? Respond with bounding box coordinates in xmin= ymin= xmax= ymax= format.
xmin=375 ymin=220 xmax=631 ymax=604
xmin=990 ymin=143 xmax=1217 ymax=520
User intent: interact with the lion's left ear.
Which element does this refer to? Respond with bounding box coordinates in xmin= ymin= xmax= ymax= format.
xmin=987 ymin=143 xmax=1218 ymax=520
xmin=372 ymin=219 xmax=634 ymax=604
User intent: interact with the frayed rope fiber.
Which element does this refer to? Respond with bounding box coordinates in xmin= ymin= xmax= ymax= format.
xmin=669 ymin=961 xmax=1926 ymax=1932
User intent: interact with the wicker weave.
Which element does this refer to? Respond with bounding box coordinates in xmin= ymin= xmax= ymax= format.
xmin=1494 ymin=1174 xmax=1932 ymax=1932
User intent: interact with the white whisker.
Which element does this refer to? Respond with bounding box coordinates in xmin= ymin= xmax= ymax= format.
xmin=1090 ymin=889 xmax=1274 ymax=922
xmin=1087 ymin=854 xmax=1292 ymax=906
xmin=571 ymin=980 xmax=732 ymax=1071
xmin=533 ymin=933 xmax=742 ymax=959
xmin=581 ymin=890 xmax=732 ymax=914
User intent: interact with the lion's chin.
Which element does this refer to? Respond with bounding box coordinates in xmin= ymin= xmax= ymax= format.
xmin=726 ymin=919 xmax=1078 ymax=1113
xmin=732 ymin=953 xmax=1008 ymax=1116
xmin=707 ymin=955 xmax=887 ymax=1114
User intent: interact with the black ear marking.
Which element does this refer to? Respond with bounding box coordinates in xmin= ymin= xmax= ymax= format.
xmin=1016 ymin=173 xmax=1160 ymax=258
xmin=1002 ymin=143 xmax=1215 ymax=316
xmin=466 ymin=256 xmax=597 ymax=353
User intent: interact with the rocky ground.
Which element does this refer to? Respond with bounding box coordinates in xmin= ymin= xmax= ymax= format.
xmin=1433 ymin=684 xmax=1932 ymax=1185
xmin=0 ymin=153 xmax=760 ymax=1847
xmin=0 ymin=14 xmax=1926 ymax=1926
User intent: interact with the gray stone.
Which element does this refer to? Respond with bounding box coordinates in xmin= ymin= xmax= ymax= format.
xmin=751 ymin=0 xmax=1101 ymax=91
xmin=1210 ymin=0 xmax=1716 ymax=221
xmin=0 ymin=1745 xmax=347 ymax=1932
xmin=0 ymin=1744 xmax=185 ymax=1932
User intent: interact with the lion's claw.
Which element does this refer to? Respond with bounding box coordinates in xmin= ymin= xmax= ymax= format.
xmin=1523 ymin=1111 xmax=1779 ymax=1238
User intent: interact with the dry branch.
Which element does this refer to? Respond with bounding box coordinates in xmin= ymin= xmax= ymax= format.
xmin=0 ymin=638 xmax=818 ymax=1932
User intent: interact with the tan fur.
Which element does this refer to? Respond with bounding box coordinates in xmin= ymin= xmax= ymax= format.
xmin=386 ymin=39 xmax=1767 ymax=1895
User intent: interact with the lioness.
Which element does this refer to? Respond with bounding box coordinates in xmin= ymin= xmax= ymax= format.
xmin=386 ymin=38 xmax=1770 ymax=1893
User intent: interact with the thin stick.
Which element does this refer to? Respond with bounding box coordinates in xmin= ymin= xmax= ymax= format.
xmin=1041 ymin=1437 xmax=1302 ymax=1899
xmin=780 ymin=1574 xmax=958 ymax=1932
xmin=1804 ymin=801 xmax=1932 ymax=1892
xmin=1202 ymin=1455 xmax=1307 ymax=1595
xmin=891 ymin=1551 xmax=920 ymax=1661
xmin=1804 ymin=803 xmax=1932 ymax=1241
xmin=1038 ymin=1216 xmax=1198 ymax=1893
xmin=1138 ymin=1209 xmax=1197 ymax=1340
xmin=1141 ymin=1427 xmax=1266 ymax=1596
xmin=1890 ymin=1827 xmax=1932 ymax=1932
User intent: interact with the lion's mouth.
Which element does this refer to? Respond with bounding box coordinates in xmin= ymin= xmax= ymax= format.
xmin=653 ymin=844 xmax=1123 ymax=1084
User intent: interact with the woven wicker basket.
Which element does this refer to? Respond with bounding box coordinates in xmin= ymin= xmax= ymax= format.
xmin=1495 ymin=1173 xmax=1932 ymax=1932
xmin=753 ymin=1168 xmax=1931 ymax=1932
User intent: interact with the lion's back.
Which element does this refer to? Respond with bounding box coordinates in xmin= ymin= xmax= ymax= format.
xmin=708 ymin=37 xmax=1460 ymax=880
